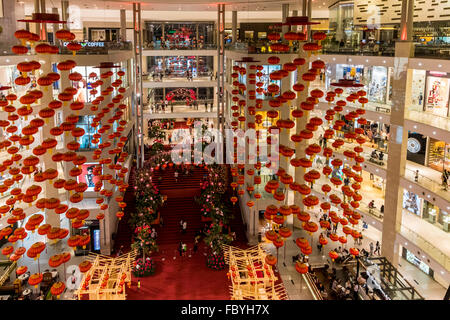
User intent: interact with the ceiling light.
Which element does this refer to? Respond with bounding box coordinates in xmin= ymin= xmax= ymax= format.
xmin=418 ymin=63 xmax=422 ymax=66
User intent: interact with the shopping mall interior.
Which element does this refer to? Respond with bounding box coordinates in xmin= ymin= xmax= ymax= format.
xmin=0 ymin=0 xmax=449 ymax=302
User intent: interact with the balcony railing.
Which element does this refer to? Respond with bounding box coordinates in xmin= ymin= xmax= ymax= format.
xmin=321 ymin=43 xmax=395 ymax=57
xmin=143 ymin=43 xmax=217 ymax=50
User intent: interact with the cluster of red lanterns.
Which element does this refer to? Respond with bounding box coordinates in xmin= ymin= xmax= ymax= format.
xmin=229 ymin=26 xmax=367 ymax=276
xmin=0 ymin=24 xmax=132 ymax=297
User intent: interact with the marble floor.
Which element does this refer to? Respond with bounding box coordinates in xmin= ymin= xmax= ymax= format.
xmin=260 ymin=205 xmax=447 ymax=300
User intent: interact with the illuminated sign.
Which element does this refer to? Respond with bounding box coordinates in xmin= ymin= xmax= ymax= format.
xmin=63 ymin=41 xmax=105 ymax=48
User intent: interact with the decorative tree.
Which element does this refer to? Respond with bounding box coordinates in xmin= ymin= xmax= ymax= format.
xmin=196 ymin=164 xmax=234 ymax=270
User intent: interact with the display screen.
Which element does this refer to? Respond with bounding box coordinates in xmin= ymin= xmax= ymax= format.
xmin=93 ymin=229 xmax=100 ymax=251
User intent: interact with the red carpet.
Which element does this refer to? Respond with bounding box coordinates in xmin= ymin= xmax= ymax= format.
xmin=115 ymin=159 xmax=249 ymax=299
xmin=126 ymin=243 xmax=230 ymax=300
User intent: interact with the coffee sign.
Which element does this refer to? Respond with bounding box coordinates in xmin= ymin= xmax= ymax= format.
xmin=63 ymin=41 xmax=105 ymax=48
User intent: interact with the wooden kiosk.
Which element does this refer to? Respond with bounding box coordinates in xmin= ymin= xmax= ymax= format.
xmin=223 ymin=244 xmax=288 ymax=300
xmin=75 ymin=251 xmax=136 ymax=300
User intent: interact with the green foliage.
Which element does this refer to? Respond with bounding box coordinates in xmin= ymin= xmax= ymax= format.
xmin=196 ymin=164 xmax=234 ymax=264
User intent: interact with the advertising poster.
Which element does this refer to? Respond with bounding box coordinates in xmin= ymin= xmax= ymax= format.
xmin=402 ymin=190 xmax=422 ymax=216
xmin=425 ymin=74 xmax=450 ymax=117
xmin=77 ymin=163 xmax=101 ymax=191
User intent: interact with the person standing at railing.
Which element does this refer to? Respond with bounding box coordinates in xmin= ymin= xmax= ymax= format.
xmin=442 ymin=170 xmax=449 ymax=191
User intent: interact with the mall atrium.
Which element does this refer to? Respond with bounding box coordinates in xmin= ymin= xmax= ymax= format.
xmin=0 ymin=0 xmax=449 ymax=302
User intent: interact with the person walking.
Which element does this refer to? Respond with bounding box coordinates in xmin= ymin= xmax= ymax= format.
xmin=369 ymin=242 xmax=374 ymax=256
xmin=179 ymin=219 xmax=184 ymax=233
xmin=193 ymin=238 xmax=199 ymax=254
xmin=374 ymin=241 xmax=381 ymax=256
xmin=178 ymin=241 xmax=183 ymax=257
xmin=174 ymin=170 xmax=179 ymax=182
xmin=182 ymin=221 xmax=187 ymax=234
xmin=182 ymin=243 xmax=187 ymax=257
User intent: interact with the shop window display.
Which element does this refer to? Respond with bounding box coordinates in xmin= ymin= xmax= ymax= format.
xmin=410 ymin=69 xmax=426 ymax=112
xmin=255 ymin=65 xmax=281 ymax=100
xmin=427 ymin=139 xmax=449 ymax=173
xmin=402 ymin=190 xmax=422 ymax=216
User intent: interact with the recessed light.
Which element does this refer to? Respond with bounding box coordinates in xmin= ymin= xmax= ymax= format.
xmin=433 ymin=131 xmax=436 ymax=134
xmin=413 ymin=125 xmax=417 ymax=129
xmin=418 ymin=63 xmax=422 ymax=66
xmin=383 ymin=60 xmax=386 ymax=63
xmin=438 ymin=64 xmax=442 ymax=68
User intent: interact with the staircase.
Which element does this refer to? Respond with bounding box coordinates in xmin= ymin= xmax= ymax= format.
xmin=153 ymin=166 xmax=207 ymax=245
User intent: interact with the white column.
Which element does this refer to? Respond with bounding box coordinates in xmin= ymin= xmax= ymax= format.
xmin=61 ymin=0 xmax=69 ymax=31
xmin=120 ymin=9 xmax=127 ymax=41
xmin=282 ymin=4 xmax=289 ymax=36
xmin=381 ymin=41 xmax=414 ymax=265
xmin=39 ymin=54 xmax=60 ymax=227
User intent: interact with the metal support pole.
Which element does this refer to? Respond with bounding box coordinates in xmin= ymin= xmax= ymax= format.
xmin=217 ymin=4 xmax=225 ymax=163
xmin=132 ymin=3 xmax=140 ymax=169
xmin=138 ymin=3 xmax=145 ymax=168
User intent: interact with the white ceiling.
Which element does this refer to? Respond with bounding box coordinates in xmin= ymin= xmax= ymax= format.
xmin=19 ymin=0 xmax=336 ymax=12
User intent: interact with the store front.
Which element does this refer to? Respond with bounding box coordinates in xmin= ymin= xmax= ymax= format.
xmin=407 ymin=132 xmax=427 ymax=166
xmin=147 ymin=56 xmax=213 ymax=77
xmin=73 ymin=220 xmax=101 ymax=256
xmin=148 ymin=87 xmax=214 ymax=106
xmin=427 ymin=139 xmax=450 ymax=173
xmin=401 ymin=247 xmax=435 ymax=279
xmin=144 ymin=21 xmax=215 ymax=49
xmin=325 ymin=64 xmax=392 ymax=105
xmin=403 ymin=189 xmax=449 ymax=232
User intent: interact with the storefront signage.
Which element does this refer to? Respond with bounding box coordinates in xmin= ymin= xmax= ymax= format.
xmin=62 ymin=41 xmax=105 ymax=48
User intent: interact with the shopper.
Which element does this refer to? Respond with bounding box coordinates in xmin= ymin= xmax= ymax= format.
xmin=369 ymin=242 xmax=374 ymax=256
xmin=414 ymin=170 xmax=419 ymax=182
xmin=182 ymin=221 xmax=187 ymax=234
xmin=179 ymin=219 xmax=184 ymax=233
xmin=442 ymin=170 xmax=448 ymax=190
xmin=374 ymin=241 xmax=381 ymax=255
xmin=193 ymin=238 xmax=199 ymax=254
xmin=174 ymin=170 xmax=179 ymax=182
xmin=380 ymin=205 xmax=384 ymax=214
xmin=178 ymin=241 xmax=183 ymax=257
